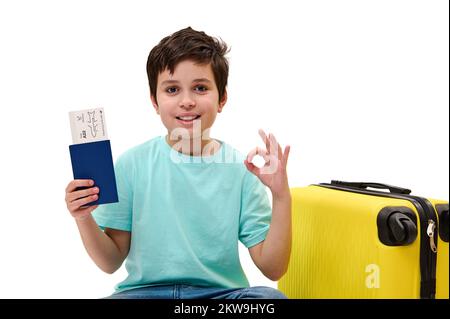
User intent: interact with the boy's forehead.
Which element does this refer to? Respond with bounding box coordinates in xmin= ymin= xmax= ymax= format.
xmin=158 ymin=60 xmax=214 ymax=82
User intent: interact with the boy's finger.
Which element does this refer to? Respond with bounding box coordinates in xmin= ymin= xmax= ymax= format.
xmin=247 ymin=147 xmax=270 ymax=164
xmin=244 ymin=159 xmax=261 ymax=178
xmin=269 ymin=133 xmax=281 ymax=159
xmin=260 ymin=154 xmax=279 ymax=175
xmin=282 ymin=145 xmax=290 ymax=167
xmin=66 ymin=179 xmax=94 ymax=193
xmin=69 ymin=194 xmax=98 ymax=210
xmin=258 ymin=129 xmax=270 ymax=152
xmin=66 ymin=187 xmax=99 ymax=203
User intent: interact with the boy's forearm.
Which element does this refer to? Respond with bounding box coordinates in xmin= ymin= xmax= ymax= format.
xmin=259 ymin=193 xmax=292 ymax=280
xmin=75 ymin=215 xmax=125 ymax=274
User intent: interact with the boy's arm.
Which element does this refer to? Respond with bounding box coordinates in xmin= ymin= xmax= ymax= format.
xmin=244 ymin=130 xmax=291 ymax=281
xmin=248 ymin=192 xmax=291 ymax=281
xmin=75 ymin=216 xmax=131 ymax=274
xmin=66 ymin=179 xmax=130 ymax=274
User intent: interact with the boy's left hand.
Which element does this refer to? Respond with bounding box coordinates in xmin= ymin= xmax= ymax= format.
xmin=244 ymin=129 xmax=291 ymax=199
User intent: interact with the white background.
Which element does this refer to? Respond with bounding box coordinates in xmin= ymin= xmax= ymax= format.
xmin=0 ymin=0 xmax=448 ymax=298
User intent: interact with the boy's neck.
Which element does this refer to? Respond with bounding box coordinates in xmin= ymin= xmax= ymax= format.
xmin=165 ymin=135 xmax=221 ymax=157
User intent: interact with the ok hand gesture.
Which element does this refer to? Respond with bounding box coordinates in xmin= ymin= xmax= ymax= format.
xmin=244 ymin=129 xmax=290 ymax=199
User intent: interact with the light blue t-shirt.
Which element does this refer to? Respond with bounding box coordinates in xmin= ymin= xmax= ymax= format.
xmin=93 ymin=136 xmax=272 ymax=293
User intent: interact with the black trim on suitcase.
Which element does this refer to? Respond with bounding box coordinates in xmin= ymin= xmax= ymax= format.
xmin=316 ymin=182 xmax=439 ymax=299
xmin=329 ymin=180 xmax=412 ymax=195
xmin=435 ymin=204 xmax=449 ymax=242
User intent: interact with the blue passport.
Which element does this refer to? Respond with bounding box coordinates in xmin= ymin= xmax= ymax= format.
xmin=69 ymin=140 xmax=118 ymax=206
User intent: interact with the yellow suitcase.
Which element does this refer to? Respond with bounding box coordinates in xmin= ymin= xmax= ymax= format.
xmin=278 ymin=181 xmax=449 ymax=299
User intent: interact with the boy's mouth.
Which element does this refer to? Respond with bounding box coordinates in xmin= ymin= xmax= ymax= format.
xmin=176 ymin=115 xmax=201 ymax=124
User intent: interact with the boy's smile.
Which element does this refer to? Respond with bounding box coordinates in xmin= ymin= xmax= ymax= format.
xmin=151 ymin=60 xmax=227 ymax=154
xmin=175 ymin=113 xmax=201 ymax=125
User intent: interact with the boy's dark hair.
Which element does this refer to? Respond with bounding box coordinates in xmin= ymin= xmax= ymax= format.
xmin=146 ymin=27 xmax=229 ymax=104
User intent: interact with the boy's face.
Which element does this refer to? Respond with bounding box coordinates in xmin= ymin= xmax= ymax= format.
xmin=151 ymin=60 xmax=227 ymax=141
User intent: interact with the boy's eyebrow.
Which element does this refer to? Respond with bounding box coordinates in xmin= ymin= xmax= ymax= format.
xmin=160 ymin=78 xmax=212 ymax=86
xmin=192 ymin=78 xmax=213 ymax=83
xmin=160 ymin=80 xmax=179 ymax=86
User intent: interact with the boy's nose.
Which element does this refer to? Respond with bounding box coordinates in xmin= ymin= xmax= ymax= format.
xmin=179 ymin=93 xmax=196 ymax=109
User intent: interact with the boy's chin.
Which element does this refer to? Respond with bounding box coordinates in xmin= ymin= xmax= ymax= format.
xmin=168 ymin=127 xmax=210 ymax=140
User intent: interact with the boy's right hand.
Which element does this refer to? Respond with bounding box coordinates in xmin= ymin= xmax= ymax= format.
xmin=65 ymin=179 xmax=99 ymax=220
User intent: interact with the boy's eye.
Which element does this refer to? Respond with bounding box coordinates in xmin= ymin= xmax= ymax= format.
xmin=166 ymin=87 xmax=178 ymax=94
xmin=194 ymin=85 xmax=208 ymax=92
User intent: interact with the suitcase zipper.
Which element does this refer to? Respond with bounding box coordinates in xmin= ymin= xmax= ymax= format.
xmin=317 ymin=184 xmax=438 ymax=299
xmin=427 ymin=220 xmax=437 ymax=253
xmin=409 ymin=195 xmax=438 ymax=299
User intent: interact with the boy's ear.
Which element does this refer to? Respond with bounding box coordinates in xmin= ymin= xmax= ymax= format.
xmin=218 ymin=90 xmax=227 ymax=113
xmin=150 ymin=94 xmax=160 ymax=114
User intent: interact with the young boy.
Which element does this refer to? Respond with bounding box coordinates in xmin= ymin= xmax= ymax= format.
xmin=65 ymin=27 xmax=291 ymax=299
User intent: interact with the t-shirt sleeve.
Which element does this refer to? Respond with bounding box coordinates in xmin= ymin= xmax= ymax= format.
xmin=92 ymin=153 xmax=133 ymax=232
xmin=238 ymin=171 xmax=272 ymax=248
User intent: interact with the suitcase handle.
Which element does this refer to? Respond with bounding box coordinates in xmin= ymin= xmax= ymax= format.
xmin=330 ymin=180 xmax=411 ymax=195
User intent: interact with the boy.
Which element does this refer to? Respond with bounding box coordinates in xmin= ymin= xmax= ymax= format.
xmin=65 ymin=27 xmax=291 ymax=299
